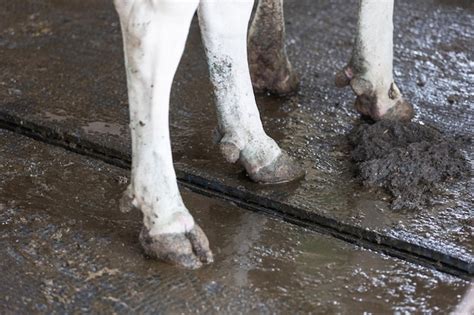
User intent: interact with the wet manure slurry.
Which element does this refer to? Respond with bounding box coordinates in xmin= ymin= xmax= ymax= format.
xmin=349 ymin=120 xmax=471 ymax=210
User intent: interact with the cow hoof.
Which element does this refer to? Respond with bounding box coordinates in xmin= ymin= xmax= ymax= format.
xmin=379 ymin=99 xmax=414 ymax=122
xmin=354 ymin=94 xmax=414 ymax=122
xmin=263 ymin=69 xmax=300 ymax=96
xmin=218 ymin=134 xmax=304 ymax=184
xmin=336 ymin=66 xmax=415 ymax=122
xmin=250 ymin=59 xmax=300 ymax=96
xmin=248 ymin=152 xmax=305 ymax=184
xmin=140 ymin=224 xmax=213 ymax=269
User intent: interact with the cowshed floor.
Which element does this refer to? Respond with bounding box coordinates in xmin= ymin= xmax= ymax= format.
xmin=0 ymin=0 xmax=472 ymax=313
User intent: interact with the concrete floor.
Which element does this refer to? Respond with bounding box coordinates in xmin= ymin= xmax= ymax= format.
xmin=0 ymin=0 xmax=472 ymax=275
xmin=0 ymin=0 xmax=473 ymax=313
xmin=0 ymin=129 xmax=470 ymax=313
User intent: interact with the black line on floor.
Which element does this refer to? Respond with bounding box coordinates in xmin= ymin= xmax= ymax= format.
xmin=0 ymin=115 xmax=472 ymax=280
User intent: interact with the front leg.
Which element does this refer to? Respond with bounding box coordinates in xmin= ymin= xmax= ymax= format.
xmin=248 ymin=0 xmax=299 ymax=95
xmin=115 ymin=0 xmax=212 ymax=269
xmin=336 ymin=0 xmax=414 ymax=121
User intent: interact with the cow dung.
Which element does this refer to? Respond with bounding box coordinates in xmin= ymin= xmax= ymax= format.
xmin=348 ymin=120 xmax=471 ymax=210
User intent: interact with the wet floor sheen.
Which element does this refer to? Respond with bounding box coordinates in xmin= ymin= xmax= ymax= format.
xmin=0 ymin=0 xmax=472 ymax=275
xmin=0 ymin=129 xmax=470 ymax=313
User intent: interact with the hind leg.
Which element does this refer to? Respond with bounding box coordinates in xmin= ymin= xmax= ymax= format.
xmin=115 ymin=0 xmax=212 ymax=269
xmin=198 ymin=0 xmax=303 ymax=184
xmin=248 ymin=0 xmax=299 ymax=95
xmin=336 ymin=0 xmax=414 ymax=121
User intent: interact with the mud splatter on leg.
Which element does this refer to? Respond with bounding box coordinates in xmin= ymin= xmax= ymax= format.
xmin=198 ymin=0 xmax=304 ymax=184
xmin=336 ymin=0 xmax=414 ymax=121
xmin=248 ymin=0 xmax=299 ymax=95
xmin=114 ymin=0 xmax=212 ymax=268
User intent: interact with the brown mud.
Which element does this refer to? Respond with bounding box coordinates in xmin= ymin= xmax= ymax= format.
xmin=349 ymin=120 xmax=471 ymax=210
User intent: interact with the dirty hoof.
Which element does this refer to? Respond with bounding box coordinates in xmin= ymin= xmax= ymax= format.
xmin=139 ymin=224 xmax=213 ymax=269
xmin=216 ymin=131 xmax=304 ymax=184
xmin=354 ymin=95 xmax=414 ymax=122
xmin=380 ymin=99 xmax=414 ymax=122
xmin=250 ymin=60 xmax=300 ymax=96
xmin=248 ymin=152 xmax=305 ymax=184
xmin=336 ymin=66 xmax=414 ymax=122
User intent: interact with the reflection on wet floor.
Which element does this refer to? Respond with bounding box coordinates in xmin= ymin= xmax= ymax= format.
xmin=0 ymin=0 xmax=471 ymax=272
xmin=0 ymin=0 xmax=473 ymax=312
xmin=0 ymin=130 xmax=470 ymax=313
xmin=82 ymin=121 xmax=126 ymax=137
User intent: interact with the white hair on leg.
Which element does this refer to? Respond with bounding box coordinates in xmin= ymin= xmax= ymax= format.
xmin=114 ymin=0 xmax=212 ymax=268
xmin=336 ymin=0 xmax=414 ymax=121
xmin=198 ymin=0 xmax=303 ymax=184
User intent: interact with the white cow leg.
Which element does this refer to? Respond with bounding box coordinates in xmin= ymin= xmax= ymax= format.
xmin=198 ymin=0 xmax=304 ymax=184
xmin=114 ymin=0 xmax=212 ymax=269
xmin=248 ymin=0 xmax=299 ymax=95
xmin=336 ymin=0 xmax=414 ymax=121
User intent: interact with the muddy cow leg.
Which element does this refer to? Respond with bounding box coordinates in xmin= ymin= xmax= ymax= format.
xmin=198 ymin=0 xmax=303 ymax=184
xmin=114 ymin=0 xmax=212 ymax=269
xmin=247 ymin=0 xmax=299 ymax=95
xmin=336 ymin=0 xmax=414 ymax=121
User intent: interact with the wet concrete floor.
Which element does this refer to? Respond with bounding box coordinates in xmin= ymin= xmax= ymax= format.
xmin=0 ymin=129 xmax=471 ymax=313
xmin=0 ymin=0 xmax=472 ymax=286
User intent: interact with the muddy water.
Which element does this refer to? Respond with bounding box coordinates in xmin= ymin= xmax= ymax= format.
xmin=0 ymin=0 xmax=472 ymax=273
xmin=0 ymin=129 xmax=470 ymax=313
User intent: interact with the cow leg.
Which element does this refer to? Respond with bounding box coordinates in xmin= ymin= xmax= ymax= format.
xmin=198 ymin=0 xmax=303 ymax=184
xmin=248 ymin=0 xmax=299 ymax=95
xmin=114 ymin=0 xmax=212 ymax=269
xmin=336 ymin=0 xmax=414 ymax=121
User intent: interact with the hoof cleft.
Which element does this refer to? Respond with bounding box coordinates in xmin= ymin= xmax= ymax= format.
xmin=140 ymin=224 xmax=213 ymax=269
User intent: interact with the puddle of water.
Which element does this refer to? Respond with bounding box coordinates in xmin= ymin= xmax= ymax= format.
xmin=82 ymin=121 xmax=126 ymax=137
